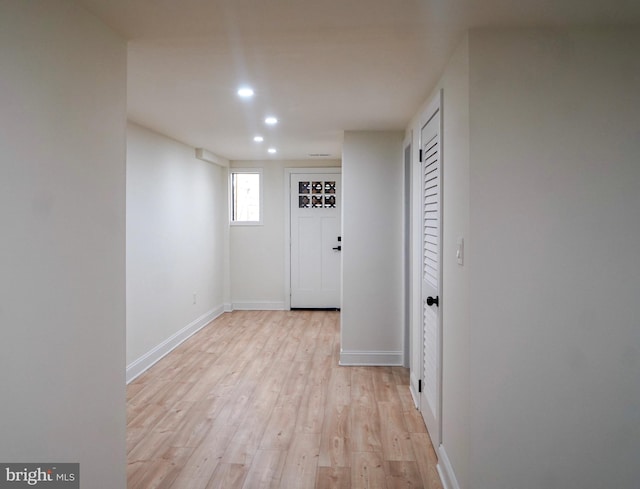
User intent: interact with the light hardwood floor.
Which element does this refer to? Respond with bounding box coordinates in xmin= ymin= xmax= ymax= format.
xmin=127 ymin=310 xmax=443 ymax=489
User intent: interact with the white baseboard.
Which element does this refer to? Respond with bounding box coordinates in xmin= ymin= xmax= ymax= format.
xmin=339 ymin=350 xmax=404 ymax=366
xmin=231 ymin=301 xmax=286 ymax=311
xmin=437 ymin=444 xmax=461 ymax=489
xmin=126 ymin=305 xmax=224 ymax=384
xmin=223 ymin=302 xmax=233 ymax=312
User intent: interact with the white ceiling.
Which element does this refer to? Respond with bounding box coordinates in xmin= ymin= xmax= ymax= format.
xmin=79 ymin=0 xmax=640 ymax=161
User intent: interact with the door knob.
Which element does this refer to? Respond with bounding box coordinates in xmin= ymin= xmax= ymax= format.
xmin=332 ymin=245 xmax=342 ymax=251
xmin=426 ymin=296 xmax=439 ymax=307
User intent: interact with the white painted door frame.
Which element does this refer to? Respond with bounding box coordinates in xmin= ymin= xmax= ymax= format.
xmin=412 ymin=90 xmax=443 ymax=448
xmin=284 ymin=167 xmax=342 ymax=310
xmin=403 ymin=132 xmax=413 ymax=370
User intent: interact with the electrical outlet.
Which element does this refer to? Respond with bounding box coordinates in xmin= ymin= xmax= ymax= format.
xmin=193 ymin=293 xmax=197 ymax=305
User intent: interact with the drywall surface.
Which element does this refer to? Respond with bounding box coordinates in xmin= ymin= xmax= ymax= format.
xmin=468 ymin=28 xmax=640 ymax=489
xmin=127 ymin=123 xmax=227 ymax=366
xmin=341 ymin=131 xmax=404 ymax=364
xmin=0 ymin=1 xmax=127 ymax=486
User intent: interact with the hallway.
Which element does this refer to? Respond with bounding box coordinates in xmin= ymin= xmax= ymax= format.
xmin=127 ymin=310 xmax=443 ymax=488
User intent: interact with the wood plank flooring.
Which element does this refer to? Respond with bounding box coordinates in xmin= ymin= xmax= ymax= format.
xmin=127 ymin=310 xmax=443 ymax=489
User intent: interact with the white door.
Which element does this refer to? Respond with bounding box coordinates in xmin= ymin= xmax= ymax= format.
xmin=420 ymin=105 xmax=442 ymax=446
xmin=290 ymin=173 xmax=341 ymax=308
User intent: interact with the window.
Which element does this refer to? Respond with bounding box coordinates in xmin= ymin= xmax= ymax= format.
xmin=230 ymin=169 xmax=262 ymax=224
xmin=297 ymin=180 xmax=337 ymax=208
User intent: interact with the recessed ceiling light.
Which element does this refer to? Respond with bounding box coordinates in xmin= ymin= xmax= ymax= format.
xmin=237 ymin=87 xmax=254 ymax=98
xmin=264 ymin=117 xmax=278 ymax=125
xmin=268 ymin=148 xmax=277 ymax=154
xmin=253 ymin=136 xmax=264 ymax=142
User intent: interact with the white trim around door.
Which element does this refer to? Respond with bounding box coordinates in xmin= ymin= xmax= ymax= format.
xmin=413 ymin=89 xmax=444 ymax=449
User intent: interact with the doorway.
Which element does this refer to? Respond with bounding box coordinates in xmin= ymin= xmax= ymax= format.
xmin=285 ymin=168 xmax=342 ymax=309
xmin=415 ymin=91 xmax=443 ymax=448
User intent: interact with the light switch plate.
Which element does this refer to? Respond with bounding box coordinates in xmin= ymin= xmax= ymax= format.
xmin=456 ymin=237 xmax=464 ymax=265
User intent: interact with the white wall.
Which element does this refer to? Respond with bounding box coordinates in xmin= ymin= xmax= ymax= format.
xmin=0 ymin=1 xmax=127 ymax=486
xmin=341 ymin=131 xmax=404 ymax=365
xmin=126 ymin=123 xmax=228 ymax=376
xmin=466 ymin=28 xmax=640 ymax=489
xmin=229 ymin=159 xmax=340 ymax=309
xmin=408 ymin=28 xmax=640 ymax=489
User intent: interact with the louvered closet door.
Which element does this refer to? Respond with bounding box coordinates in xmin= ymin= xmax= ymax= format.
xmin=420 ymin=108 xmax=441 ymax=446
